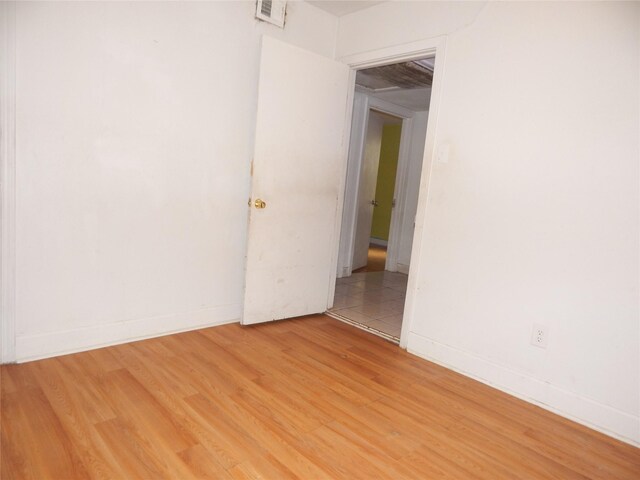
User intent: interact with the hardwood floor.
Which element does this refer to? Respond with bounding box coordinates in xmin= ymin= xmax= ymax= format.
xmin=352 ymin=244 xmax=387 ymax=273
xmin=1 ymin=315 xmax=639 ymax=479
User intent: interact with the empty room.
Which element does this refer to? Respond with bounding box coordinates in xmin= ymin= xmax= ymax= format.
xmin=1 ymin=1 xmax=639 ymax=479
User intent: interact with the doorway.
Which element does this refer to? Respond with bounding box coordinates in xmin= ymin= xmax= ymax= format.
xmin=241 ymin=35 xmax=444 ymax=349
xmin=328 ymin=58 xmax=434 ymax=342
xmin=352 ymin=110 xmax=402 ymax=273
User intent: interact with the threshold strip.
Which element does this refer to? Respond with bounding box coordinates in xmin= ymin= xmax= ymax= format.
xmin=325 ymin=311 xmax=400 ymax=345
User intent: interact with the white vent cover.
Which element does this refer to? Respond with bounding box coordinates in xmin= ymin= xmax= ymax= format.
xmin=255 ymin=0 xmax=287 ymax=28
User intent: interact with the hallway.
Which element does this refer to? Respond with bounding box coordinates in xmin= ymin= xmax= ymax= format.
xmin=329 ymin=270 xmax=407 ymax=341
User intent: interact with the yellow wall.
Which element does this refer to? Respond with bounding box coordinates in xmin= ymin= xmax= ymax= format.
xmin=370 ymin=123 xmax=401 ymax=241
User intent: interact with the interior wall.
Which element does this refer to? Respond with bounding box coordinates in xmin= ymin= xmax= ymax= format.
xmin=338 ymin=1 xmax=640 ymax=445
xmin=12 ymin=0 xmax=338 ymax=361
xmin=370 ymin=123 xmax=401 ymax=243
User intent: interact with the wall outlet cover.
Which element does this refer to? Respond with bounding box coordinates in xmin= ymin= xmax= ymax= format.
xmin=531 ymin=323 xmax=549 ymax=349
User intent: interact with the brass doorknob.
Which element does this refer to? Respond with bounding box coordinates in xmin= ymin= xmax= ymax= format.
xmin=254 ymin=199 xmax=267 ymax=209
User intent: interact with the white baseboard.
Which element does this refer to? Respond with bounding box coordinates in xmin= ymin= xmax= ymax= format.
xmin=369 ymin=237 xmax=388 ymax=247
xmin=406 ymin=331 xmax=640 ymax=447
xmin=397 ymin=263 xmax=410 ymax=274
xmin=15 ymin=303 xmax=241 ymax=363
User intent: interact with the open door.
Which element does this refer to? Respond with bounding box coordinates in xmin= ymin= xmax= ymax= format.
xmin=242 ymin=36 xmax=351 ymax=325
xmin=352 ymin=110 xmax=385 ymax=271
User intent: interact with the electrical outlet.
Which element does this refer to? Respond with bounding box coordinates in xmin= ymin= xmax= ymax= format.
xmin=530 ymin=324 xmax=548 ymax=349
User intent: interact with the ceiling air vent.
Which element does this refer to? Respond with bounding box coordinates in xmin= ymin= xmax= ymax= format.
xmin=256 ymin=0 xmax=287 ymax=28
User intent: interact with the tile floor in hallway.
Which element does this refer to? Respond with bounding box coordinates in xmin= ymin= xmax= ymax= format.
xmin=329 ymin=270 xmax=407 ymax=340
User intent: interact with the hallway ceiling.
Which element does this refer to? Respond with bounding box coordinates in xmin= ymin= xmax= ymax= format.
xmin=356 ymin=61 xmax=433 ymax=90
xmin=356 ymin=58 xmax=435 ymax=111
xmin=367 ymin=87 xmax=432 ymax=111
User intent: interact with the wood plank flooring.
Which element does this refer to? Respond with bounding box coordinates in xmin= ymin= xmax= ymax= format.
xmin=1 ymin=315 xmax=639 ymax=479
xmin=352 ymin=245 xmax=387 ymax=273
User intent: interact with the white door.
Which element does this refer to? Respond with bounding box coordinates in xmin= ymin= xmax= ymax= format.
xmin=242 ymin=36 xmax=351 ymax=325
xmin=352 ymin=111 xmax=385 ymax=270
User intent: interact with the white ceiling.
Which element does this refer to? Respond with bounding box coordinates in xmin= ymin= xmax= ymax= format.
xmin=305 ymin=2 xmax=431 ymax=110
xmin=306 ymin=1 xmax=385 ymax=17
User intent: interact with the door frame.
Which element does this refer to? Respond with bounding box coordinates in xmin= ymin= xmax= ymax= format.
xmin=368 ymin=97 xmax=414 ymax=274
xmin=336 ymin=94 xmax=414 ymax=277
xmin=329 ymin=36 xmax=447 ymax=349
xmin=1 ymin=2 xmax=16 ymax=364
xmin=335 ymin=90 xmax=369 ymax=278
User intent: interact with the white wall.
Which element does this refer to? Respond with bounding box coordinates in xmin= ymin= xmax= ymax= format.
xmin=338 ymin=1 xmax=640 ymax=445
xmin=12 ymin=1 xmax=337 ymax=361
